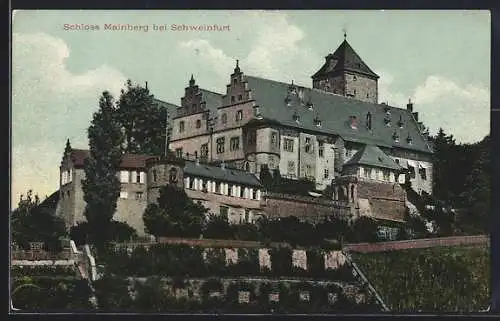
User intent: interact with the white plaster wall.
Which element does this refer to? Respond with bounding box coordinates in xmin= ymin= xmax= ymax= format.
xmin=279 ymin=135 xmax=299 ymax=179
xmin=315 ymin=141 xmax=336 ymax=190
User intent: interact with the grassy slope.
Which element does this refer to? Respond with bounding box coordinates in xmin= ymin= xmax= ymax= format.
xmin=353 ymin=245 xmax=490 ymax=312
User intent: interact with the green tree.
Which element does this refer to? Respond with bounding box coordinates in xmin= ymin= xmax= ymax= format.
xmin=143 ymin=184 xmax=207 ymax=238
xmin=203 ymin=213 xmax=234 ymax=239
xmin=11 ymin=190 xmax=66 ymax=251
xmin=117 ymin=79 xmax=169 ymax=155
xmin=459 ymin=135 xmax=490 ymax=233
xmin=81 ymin=91 xmax=124 ymax=247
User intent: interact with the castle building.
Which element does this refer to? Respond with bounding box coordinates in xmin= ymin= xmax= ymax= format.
xmin=169 ymin=37 xmax=433 ymax=195
xmin=54 ymin=37 xmax=434 ymax=237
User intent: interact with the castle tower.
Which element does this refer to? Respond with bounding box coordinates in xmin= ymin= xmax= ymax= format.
xmin=311 ymin=34 xmax=379 ymax=104
xmin=146 ymin=155 xmax=185 ymax=205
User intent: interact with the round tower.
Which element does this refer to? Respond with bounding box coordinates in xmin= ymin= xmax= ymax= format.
xmin=146 ymin=155 xmax=185 ymax=205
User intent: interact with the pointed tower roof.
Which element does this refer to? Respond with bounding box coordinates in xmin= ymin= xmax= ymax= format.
xmin=312 ymin=39 xmax=379 ymax=79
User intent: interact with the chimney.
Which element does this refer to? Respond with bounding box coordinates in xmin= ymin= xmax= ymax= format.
xmin=406 ymin=98 xmax=413 ymax=112
xmin=412 ymin=112 xmax=419 ymax=122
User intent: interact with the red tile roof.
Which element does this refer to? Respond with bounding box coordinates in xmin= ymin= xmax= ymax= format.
xmin=70 ymin=149 xmax=155 ymax=169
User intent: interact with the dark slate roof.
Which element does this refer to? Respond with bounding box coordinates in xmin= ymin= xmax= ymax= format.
xmin=154 ymin=98 xmax=179 ymax=117
xmin=245 ymin=75 xmax=433 ymax=154
xmin=38 ymin=190 xmax=60 ymax=212
xmin=183 ymin=160 xmax=262 ymax=187
xmin=344 ymin=145 xmax=402 ymax=170
xmin=199 ymin=89 xmax=223 ymax=113
xmin=312 ymin=39 xmax=379 ymax=79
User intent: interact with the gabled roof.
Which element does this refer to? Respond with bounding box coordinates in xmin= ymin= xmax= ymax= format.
xmin=344 ymin=145 xmax=402 ymax=171
xmin=312 ymin=39 xmax=379 ymax=79
xmin=184 ymin=160 xmax=261 ymax=187
xmin=69 ymin=149 xmax=155 ymax=169
xmin=244 ymin=75 xmax=432 ymax=154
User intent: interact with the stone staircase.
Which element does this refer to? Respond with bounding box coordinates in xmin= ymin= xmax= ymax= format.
xmin=69 ymin=241 xmax=98 ymax=308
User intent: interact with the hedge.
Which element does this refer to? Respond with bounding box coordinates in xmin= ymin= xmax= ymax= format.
xmin=99 ymin=243 xmax=353 ymax=281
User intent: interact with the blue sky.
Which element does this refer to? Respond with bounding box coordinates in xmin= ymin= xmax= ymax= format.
xmin=11 ymin=10 xmax=490 ymax=205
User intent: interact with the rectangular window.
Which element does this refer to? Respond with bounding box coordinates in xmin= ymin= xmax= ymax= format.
xmin=238 ymin=94 xmax=243 ymax=101
xmin=236 ymin=110 xmax=243 ymax=121
xmin=305 ymin=137 xmax=312 ymax=153
xmin=383 ymin=170 xmax=390 ymax=181
xmin=324 ymin=169 xmax=329 ymax=179
xmin=152 ymin=170 xmax=157 ymax=182
xmin=244 ymin=209 xmax=250 ymax=223
xmin=305 ymin=164 xmax=313 ymax=177
xmin=196 ymin=119 xmax=201 ymax=128
xmin=216 ymin=137 xmax=225 ymax=154
xmin=179 ymin=121 xmax=185 ymax=133
xmin=284 ymin=138 xmax=294 ymax=152
xmin=419 ymin=168 xmax=427 ymax=180
xmin=135 ymin=192 xmax=143 ymax=200
xmin=271 ymin=132 xmax=278 ymax=147
xmin=201 ymin=143 xmax=209 ymax=158
xmin=231 ymin=96 xmax=235 ymax=103
xmin=119 ymin=191 xmax=128 ymax=199
xmin=318 ymin=141 xmax=324 ymax=157
xmin=408 ymin=166 xmax=416 ymax=179
xmin=131 ymin=171 xmax=138 ymax=183
xmin=139 ymin=172 xmax=146 ymax=184
xmin=287 ymin=161 xmax=295 ymax=176
xmin=230 ymin=136 xmax=240 ymax=151
xmin=175 ymin=148 xmax=183 ymax=158
xmin=220 ymin=206 xmax=229 ymax=218
xmin=120 ymin=171 xmax=129 ymax=183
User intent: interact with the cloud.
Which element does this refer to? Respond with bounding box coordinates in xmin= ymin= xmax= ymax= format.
xmin=175 ymin=12 xmax=315 ymax=91
xmin=11 ymin=32 xmax=126 ymax=206
xmin=378 ymin=71 xmax=489 ymax=144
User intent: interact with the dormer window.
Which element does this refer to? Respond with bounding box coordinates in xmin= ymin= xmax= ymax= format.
xmin=392 ymin=131 xmax=400 ymax=143
xmin=284 ymin=96 xmax=291 ymax=106
xmin=384 ymin=116 xmax=391 ymax=127
xmin=292 ymin=112 xmax=300 ymax=123
xmin=398 ymin=115 xmax=404 ymax=128
xmin=306 ymin=101 xmax=313 ymax=110
xmin=406 ymin=135 xmax=413 ymax=145
xmin=314 ymin=116 xmax=322 ymax=127
xmin=384 ymin=106 xmax=391 ymax=114
xmin=349 ymin=116 xmax=358 ymax=130
xmin=366 ymin=112 xmax=372 ymax=130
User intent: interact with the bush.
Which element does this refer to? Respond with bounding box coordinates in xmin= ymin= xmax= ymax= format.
xmin=94 ymin=275 xmax=134 ymax=311
xmin=269 ymin=247 xmax=293 ymax=276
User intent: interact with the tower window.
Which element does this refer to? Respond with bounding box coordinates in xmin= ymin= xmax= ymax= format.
xmin=179 ymin=121 xmax=185 ymax=133
xmin=221 ymin=113 xmax=227 ymax=124
xmin=238 ymin=94 xmax=243 ymax=101
xmin=236 ymin=110 xmax=243 ymax=121
xmin=231 ymin=96 xmax=235 ymax=103
xmin=233 ymin=78 xmax=237 ymax=84
xmin=196 ymin=119 xmax=201 ymax=128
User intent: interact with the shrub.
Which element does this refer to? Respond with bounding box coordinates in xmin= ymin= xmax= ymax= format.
xmin=269 ymin=246 xmax=293 ymax=276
